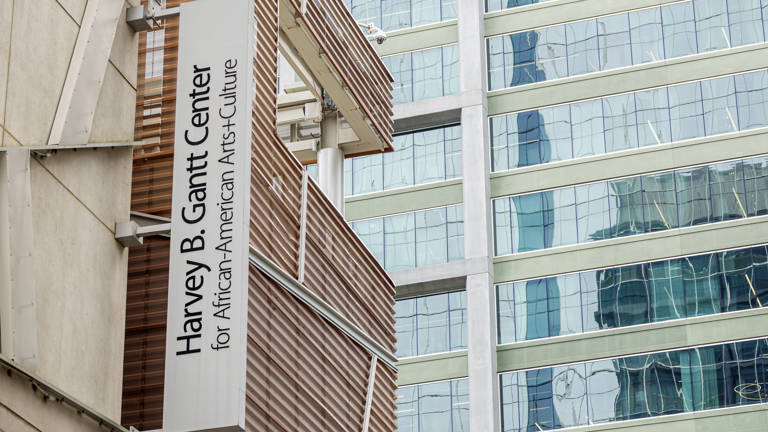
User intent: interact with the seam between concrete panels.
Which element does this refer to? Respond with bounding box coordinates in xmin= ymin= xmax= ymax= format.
xmin=495 ymin=308 xmax=768 ymax=373
xmin=1 ymin=0 xmax=14 ymax=147
xmin=493 ymin=215 xmax=768 ymax=283
xmin=487 ymin=43 xmax=768 ymax=116
xmin=32 ymin=157 xmax=115 ymax=234
xmin=489 ymin=129 xmax=768 ymax=198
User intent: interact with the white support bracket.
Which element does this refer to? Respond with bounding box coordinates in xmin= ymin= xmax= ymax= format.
xmin=360 ymin=356 xmax=378 ymax=432
xmin=48 ymin=0 xmax=126 ymax=145
xmin=114 ymin=221 xmax=171 ymax=247
xmin=126 ymin=5 xmax=180 ymax=32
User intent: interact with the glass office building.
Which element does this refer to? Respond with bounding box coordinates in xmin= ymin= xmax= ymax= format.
xmin=339 ymin=0 xmax=768 ymax=430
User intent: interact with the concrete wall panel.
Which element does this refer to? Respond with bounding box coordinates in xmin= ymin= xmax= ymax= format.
xmin=56 ymin=0 xmax=87 ymax=25
xmin=89 ymin=64 xmax=135 ymax=143
xmin=29 ymin=157 xmax=128 ymax=421
xmin=4 ymin=0 xmax=78 ymax=145
xmin=37 ymin=146 xmax=132 ymax=227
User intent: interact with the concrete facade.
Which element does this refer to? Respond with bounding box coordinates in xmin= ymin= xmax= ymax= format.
xmin=0 ymin=0 xmax=137 ymax=430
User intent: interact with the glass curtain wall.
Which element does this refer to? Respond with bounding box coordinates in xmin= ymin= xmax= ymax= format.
xmin=383 ymin=45 xmax=460 ymax=104
xmin=493 ymin=155 xmax=768 ymax=255
xmin=397 ymin=378 xmax=470 ymax=432
xmin=487 ymin=0 xmax=768 ymax=90
xmin=486 ymin=0 xmax=554 ymax=13
xmin=351 ymin=204 xmax=464 ymax=271
xmin=395 ymin=291 xmax=467 ymax=357
xmin=500 ymin=338 xmax=768 ymax=431
xmin=491 ymin=69 xmax=768 ymax=171
xmin=497 ymin=245 xmax=768 ymax=343
xmin=343 ymin=0 xmax=457 ymax=32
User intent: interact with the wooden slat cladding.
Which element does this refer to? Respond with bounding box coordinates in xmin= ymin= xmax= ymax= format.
xmin=304 ymin=178 xmax=396 ymax=351
xmin=121 ymin=236 xmax=169 ymax=430
xmin=248 ymin=268 xmax=372 ymax=431
xmin=123 ymin=0 xmax=396 ymax=430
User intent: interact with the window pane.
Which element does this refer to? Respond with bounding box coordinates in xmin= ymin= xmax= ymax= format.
xmin=682 ymin=253 xmax=722 ymax=317
xmin=571 ymin=99 xmax=605 ymax=158
xmin=414 ymin=128 xmax=446 ymax=184
xmin=544 ymin=188 xmax=577 ymax=248
xmin=352 ymin=154 xmax=382 ymax=195
xmin=351 ymin=218 xmax=385 ymax=263
xmin=507 ymin=111 xmax=540 ymax=168
xmin=642 ymin=171 xmax=679 ymax=231
xmin=491 ymin=116 xmax=509 ymax=171
xmin=648 ymin=259 xmax=685 ymax=321
xmin=412 ymin=48 xmax=443 ymax=101
xmin=451 ymin=379 xmax=470 ymax=431
xmin=580 ymin=270 xmax=601 ymax=332
xmin=500 ymin=373 xmax=523 ymax=432
xmin=395 ymin=298 xmax=417 ymax=357
xmin=385 ymin=213 xmax=416 ymax=270
xmin=344 ymin=159 xmax=353 ymax=196
xmin=381 ymin=0 xmax=410 ymax=31
xmin=487 ymin=37 xmax=506 ymax=91
xmin=417 ymin=293 xmax=449 ymax=355
xmin=586 ymin=360 xmax=621 ymax=424
xmin=728 ymin=0 xmax=764 ymax=47
xmin=694 ymin=0 xmax=729 ymax=52
xmin=709 ymin=160 xmax=747 ymax=222
xmin=609 ymin=177 xmax=645 ymax=237
xmin=597 ymin=14 xmax=632 ymax=70
xmin=445 ymin=125 xmax=462 ymax=178
xmin=447 ymin=204 xmax=464 ymax=261
xmin=494 ymin=198 xmax=513 ymax=255
xmin=552 ymin=273 xmax=583 ymax=336
xmin=508 ymin=31 xmax=539 ymax=87
xmin=676 ymin=166 xmax=711 ymax=227
xmin=416 ymin=207 xmax=448 ymax=267
xmin=552 ymin=364 xmax=588 ymax=427
xmin=512 ymin=193 xmax=545 ymax=252
xmin=535 ymin=26 xmax=568 ymax=81
xmin=735 ymin=69 xmax=768 ymax=129
xmin=497 ymin=283 xmax=516 ymax=344
xmin=396 ymin=385 xmax=418 ymax=432
xmin=515 ymin=279 xmax=551 ymax=340
xmin=539 ymin=105 xmax=573 ymax=163
xmin=522 ymin=368 xmax=556 ymax=430
xmin=419 ymin=381 xmax=452 ymax=432
xmin=575 ymin=182 xmax=612 ymax=243
xmin=668 ymin=82 xmax=705 ymax=141
xmin=701 ymin=75 xmax=739 ymax=135
xmin=449 ymin=291 xmax=467 ymax=350
xmin=635 ymin=87 xmax=671 ymax=146
xmin=603 ymin=93 xmax=639 ymax=152
xmin=630 ymin=7 xmax=664 ymax=64
xmin=719 ymin=247 xmax=767 ymax=311
xmin=441 ymin=0 xmax=456 ymax=20
xmin=412 ymin=0 xmax=440 ymax=27
xmin=566 ymin=20 xmax=599 ymax=76
xmin=384 ymin=53 xmax=412 ymax=104
xmin=744 ymin=155 xmax=768 ymax=216
xmin=384 ymin=134 xmax=414 ymax=190
xmin=662 ymin=2 xmax=697 ymax=58
xmin=442 ymin=45 xmax=460 ymax=96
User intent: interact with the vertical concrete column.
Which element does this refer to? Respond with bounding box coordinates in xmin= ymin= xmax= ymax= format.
xmin=458 ymin=0 xmax=500 ymax=430
xmin=317 ymin=111 xmax=345 ymax=214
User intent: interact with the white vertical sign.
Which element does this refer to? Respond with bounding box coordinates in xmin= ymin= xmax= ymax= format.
xmin=164 ymin=0 xmax=254 ymax=430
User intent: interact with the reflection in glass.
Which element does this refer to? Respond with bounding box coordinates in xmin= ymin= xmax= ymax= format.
xmin=396 ymin=378 xmax=469 ymax=432
xmin=353 ymin=205 xmax=464 ymax=271
xmin=501 ymin=339 xmax=768 ymax=431
xmin=383 ymin=45 xmax=459 ymax=104
xmin=395 ymin=291 xmax=467 ymax=358
xmin=345 ymin=0 xmax=455 ymax=32
xmin=347 ymin=125 xmax=461 ymax=196
xmin=496 ymin=245 xmax=768 ymax=344
xmin=488 ymin=0 xmax=768 ymax=91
